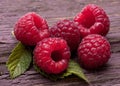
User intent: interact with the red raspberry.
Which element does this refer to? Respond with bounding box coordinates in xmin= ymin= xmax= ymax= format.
xmin=14 ymin=12 xmax=50 ymax=46
xmin=33 ymin=38 xmax=70 ymax=74
xmin=74 ymin=4 xmax=110 ymax=38
xmin=50 ymin=19 xmax=81 ymax=52
xmin=78 ymin=34 xmax=111 ymax=69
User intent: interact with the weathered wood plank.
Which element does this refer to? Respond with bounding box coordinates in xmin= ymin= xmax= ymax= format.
xmin=0 ymin=0 xmax=120 ymax=86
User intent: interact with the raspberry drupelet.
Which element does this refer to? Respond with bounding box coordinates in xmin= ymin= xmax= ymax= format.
xmin=33 ymin=38 xmax=71 ymax=74
xmin=14 ymin=12 xmax=50 ymax=46
xmin=78 ymin=34 xmax=111 ymax=69
xmin=50 ymin=19 xmax=81 ymax=52
xmin=74 ymin=4 xmax=110 ymax=38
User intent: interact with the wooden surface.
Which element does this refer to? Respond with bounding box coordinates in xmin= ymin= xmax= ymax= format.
xmin=0 ymin=0 xmax=120 ymax=86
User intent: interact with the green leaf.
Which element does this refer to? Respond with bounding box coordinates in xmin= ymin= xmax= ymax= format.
xmin=34 ymin=60 xmax=89 ymax=83
xmin=64 ymin=60 xmax=89 ymax=83
xmin=6 ymin=42 xmax=32 ymax=78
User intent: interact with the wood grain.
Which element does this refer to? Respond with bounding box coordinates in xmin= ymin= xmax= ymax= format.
xmin=0 ymin=0 xmax=120 ymax=86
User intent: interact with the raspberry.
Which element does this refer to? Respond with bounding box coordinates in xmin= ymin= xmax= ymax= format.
xmin=50 ymin=19 xmax=81 ymax=52
xmin=74 ymin=4 xmax=110 ymax=38
xmin=33 ymin=38 xmax=70 ymax=74
xmin=78 ymin=34 xmax=111 ymax=69
xmin=14 ymin=12 xmax=50 ymax=46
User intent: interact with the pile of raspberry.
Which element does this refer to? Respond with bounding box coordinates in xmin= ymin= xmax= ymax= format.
xmin=14 ymin=4 xmax=111 ymax=74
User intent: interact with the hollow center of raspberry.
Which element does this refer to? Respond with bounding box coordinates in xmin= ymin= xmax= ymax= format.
xmin=32 ymin=14 xmax=42 ymax=29
xmin=51 ymin=50 xmax=62 ymax=62
xmin=82 ymin=11 xmax=95 ymax=28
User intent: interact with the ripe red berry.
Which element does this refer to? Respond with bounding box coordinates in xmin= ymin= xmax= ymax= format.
xmin=74 ymin=4 xmax=110 ymax=38
xmin=33 ymin=38 xmax=70 ymax=74
xmin=14 ymin=12 xmax=50 ymax=46
xmin=78 ymin=34 xmax=111 ymax=69
xmin=50 ymin=19 xmax=81 ymax=52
